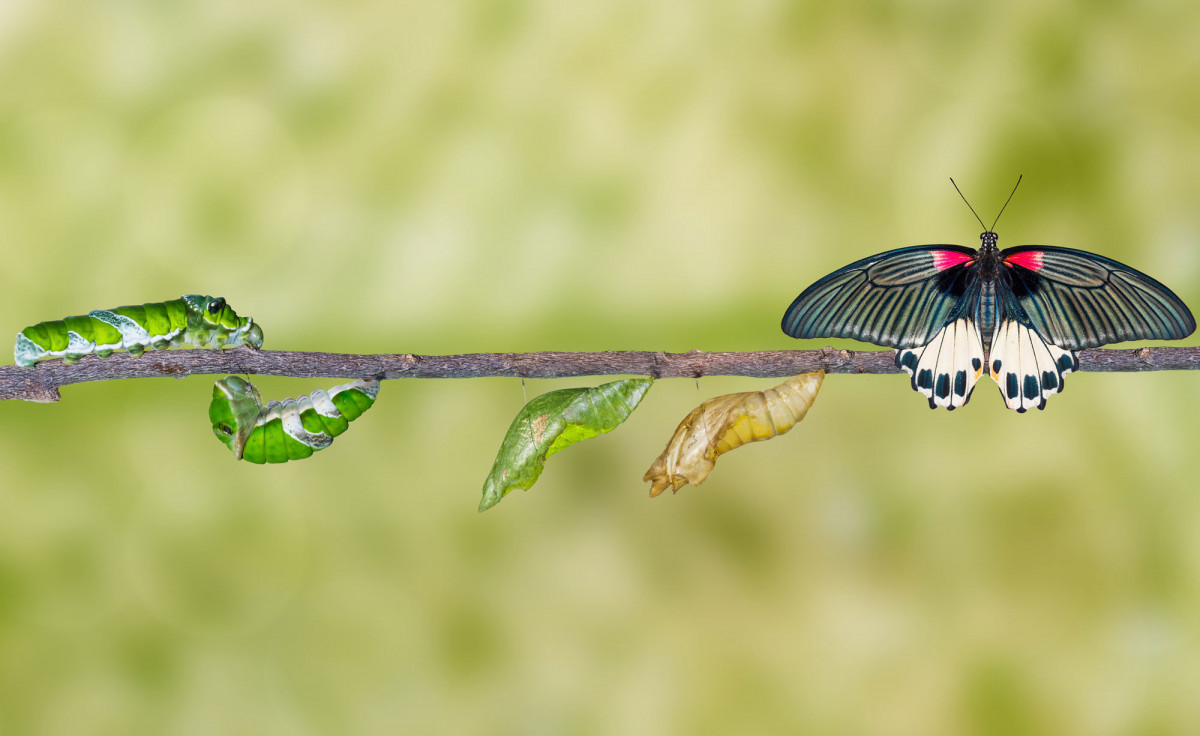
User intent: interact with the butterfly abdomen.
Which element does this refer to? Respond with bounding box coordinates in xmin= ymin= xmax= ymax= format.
xmin=975 ymin=282 xmax=999 ymax=349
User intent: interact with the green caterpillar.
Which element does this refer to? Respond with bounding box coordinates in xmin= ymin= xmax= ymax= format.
xmin=210 ymin=376 xmax=380 ymax=463
xmin=14 ymin=295 xmax=263 ymax=367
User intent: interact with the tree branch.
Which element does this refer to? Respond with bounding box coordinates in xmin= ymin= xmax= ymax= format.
xmin=3 ymin=345 xmax=1198 ymax=403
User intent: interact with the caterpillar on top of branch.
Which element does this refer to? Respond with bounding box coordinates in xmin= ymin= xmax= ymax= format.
xmin=14 ymin=295 xmax=262 ymax=367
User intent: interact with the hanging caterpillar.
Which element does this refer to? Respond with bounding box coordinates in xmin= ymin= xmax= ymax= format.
xmin=14 ymin=295 xmax=263 ymax=367
xmin=209 ymin=376 xmax=380 ymax=463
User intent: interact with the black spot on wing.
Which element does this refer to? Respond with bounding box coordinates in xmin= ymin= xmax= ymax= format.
xmin=917 ymin=369 xmax=933 ymax=390
xmin=954 ymin=370 xmax=967 ymax=396
xmin=971 ymin=357 xmax=982 ymax=372
xmin=935 ymin=373 xmax=950 ymax=399
xmin=1006 ymin=373 xmax=1019 ymax=399
xmin=1023 ymin=375 xmax=1039 ymax=400
xmin=1042 ymin=371 xmax=1058 ymax=390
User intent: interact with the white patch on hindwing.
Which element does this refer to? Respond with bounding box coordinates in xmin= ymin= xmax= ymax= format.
xmin=987 ymin=320 xmax=1078 ymax=412
xmin=894 ymin=318 xmax=985 ymax=409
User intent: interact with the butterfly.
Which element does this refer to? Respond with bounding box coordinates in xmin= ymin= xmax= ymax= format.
xmin=780 ymin=179 xmax=1196 ymax=411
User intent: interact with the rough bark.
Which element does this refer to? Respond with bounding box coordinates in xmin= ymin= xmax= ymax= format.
xmin=2 ymin=345 xmax=1196 ymax=402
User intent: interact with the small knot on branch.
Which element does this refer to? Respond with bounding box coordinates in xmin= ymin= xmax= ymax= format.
xmin=818 ymin=346 xmax=857 ymax=370
xmin=650 ymin=352 xmax=666 ymax=379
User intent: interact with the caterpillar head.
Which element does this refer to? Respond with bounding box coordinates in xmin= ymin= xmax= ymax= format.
xmin=183 ymin=295 xmax=264 ymax=349
xmin=210 ymin=375 xmax=264 ymax=459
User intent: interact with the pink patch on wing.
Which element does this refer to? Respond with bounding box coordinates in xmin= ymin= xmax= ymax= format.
xmin=931 ymin=250 xmax=974 ymax=271
xmin=1004 ymin=251 xmax=1044 ymax=270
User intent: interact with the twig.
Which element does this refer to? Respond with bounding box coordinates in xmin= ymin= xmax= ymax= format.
xmin=2 ymin=345 xmax=1197 ymax=403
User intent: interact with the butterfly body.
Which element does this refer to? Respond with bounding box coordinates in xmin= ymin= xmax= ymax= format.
xmin=783 ymin=229 xmax=1194 ymax=412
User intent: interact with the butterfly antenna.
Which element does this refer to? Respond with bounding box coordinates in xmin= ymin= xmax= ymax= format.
xmin=950 ymin=178 xmax=988 ymax=232
xmin=988 ymin=175 xmax=1022 ymax=232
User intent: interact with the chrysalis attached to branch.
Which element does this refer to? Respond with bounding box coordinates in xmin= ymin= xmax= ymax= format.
xmin=14 ymin=295 xmax=263 ymax=367
xmin=479 ymin=378 xmax=653 ymax=511
xmin=209 ymin=376 xmax=379 ymax=463
xmin=644 ymin=372 xmax=823 ymax=496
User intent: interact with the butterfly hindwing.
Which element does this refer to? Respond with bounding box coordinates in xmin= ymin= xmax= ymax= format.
xmin=1002 ymin=246 xmax=1195 ymax=349
xmin=895 ymin=316 xmax=985 ymax=409
xmin=987 ymin=314 xmax=1079 ymax=413
xmin=782 ymin=245 xmax=978 ymax=349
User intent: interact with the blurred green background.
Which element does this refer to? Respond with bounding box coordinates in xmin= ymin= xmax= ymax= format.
xmin=2 ymin=1 xmax=1199 ymax=734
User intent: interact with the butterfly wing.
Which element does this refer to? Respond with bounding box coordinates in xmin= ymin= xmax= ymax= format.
xmin=1001 ymin=246 xmax=1195 ymax=349
xmin=781 ymin=245 xmax=979 ymax=349
xmin=986 ymin=292 xmax=1080 ymax=413
xmin=895 ymin=309 xmax=986 ymax=410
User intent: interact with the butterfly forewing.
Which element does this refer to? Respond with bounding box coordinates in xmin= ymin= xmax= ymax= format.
xmin=781 ymin=245 xmax=978 ymax=349
xmin=1002 ymin=246 xmax=1196 ymax=349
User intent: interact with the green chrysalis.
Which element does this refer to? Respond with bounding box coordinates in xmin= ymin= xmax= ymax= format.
xmin=479 ymin=378 xmax=653 ymax=511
